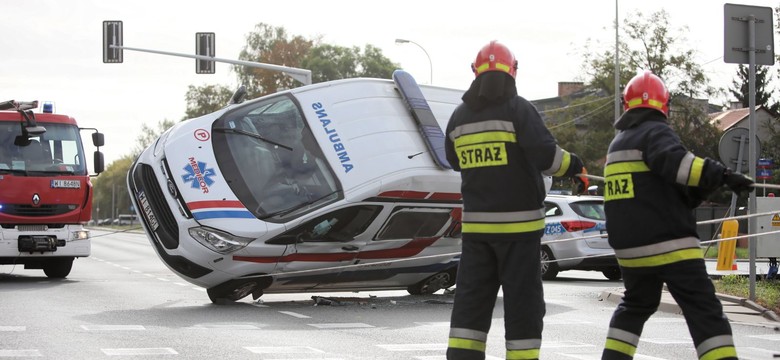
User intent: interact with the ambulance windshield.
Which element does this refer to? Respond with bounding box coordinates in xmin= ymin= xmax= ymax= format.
xmin=213 ymin=95 xmax=341 ymax=221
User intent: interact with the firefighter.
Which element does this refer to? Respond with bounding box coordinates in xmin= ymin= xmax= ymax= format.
xmin=444 ymin=40 xmax=587 ymax=360
xmin=600 ymin=70 xmax=753 ymax=360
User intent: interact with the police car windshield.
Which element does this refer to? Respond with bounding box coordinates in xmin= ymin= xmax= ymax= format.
xmin=212 ymin=95 xmax=341 ymax=222
xmin=0 ymin=122 xmax=87 ymax=175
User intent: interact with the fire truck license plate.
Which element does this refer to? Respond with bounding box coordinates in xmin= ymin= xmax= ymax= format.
xmin=137 ymin=191 xmax=159 ymax=231
xmin=51 ymin=180 xmax=81 ymax=188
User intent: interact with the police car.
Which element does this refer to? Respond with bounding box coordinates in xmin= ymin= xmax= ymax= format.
xmin=541 ymin=194 xmax=620 ymax=280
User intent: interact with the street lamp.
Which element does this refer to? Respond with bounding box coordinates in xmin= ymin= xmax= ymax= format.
xmin=395 ymin=38 xmax=433 ymax=84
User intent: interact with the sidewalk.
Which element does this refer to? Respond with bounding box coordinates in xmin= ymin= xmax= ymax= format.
xmin=599 ymin=260 xmax=780 ymax=327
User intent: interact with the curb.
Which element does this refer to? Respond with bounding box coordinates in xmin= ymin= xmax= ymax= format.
xmin=715 ymin=292 xmax=780 ymax=322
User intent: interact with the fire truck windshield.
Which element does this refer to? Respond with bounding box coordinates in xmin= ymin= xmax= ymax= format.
xmin=0 ymin=122 xmax=86 ymax=175
xmin=213 ymin=95 xmax=341 ymax=221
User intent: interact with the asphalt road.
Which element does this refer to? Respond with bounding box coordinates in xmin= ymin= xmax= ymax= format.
xmin=0 ymin=229 xmax=778 ymax=359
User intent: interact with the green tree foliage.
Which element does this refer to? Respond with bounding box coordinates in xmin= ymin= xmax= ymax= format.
xmin=92 ymin=155 xmax=135 ymax=222
xmin=184 ymin=84 xmax=234 ymax=119
xmin=575 ymin=9 xmax=722 ymax=162
xmin=302 ymin=44 xmax=398 ymax=83
xmin=133 ymin=119 xmax=176 ymax=157
xmin=235 ymin=23 xmax=314 ymax=98
xmin=729 ymin=64 xmax=779 ymax=114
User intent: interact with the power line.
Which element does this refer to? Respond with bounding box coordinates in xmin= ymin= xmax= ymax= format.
xmin=537 ymin=96 xmax=613 ymax=114
xmin=547 ymin=99 xmax=614 ymax=130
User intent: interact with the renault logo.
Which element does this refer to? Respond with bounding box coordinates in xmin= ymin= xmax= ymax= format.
xmin=32 ymin=193 xmax=40 ymax=206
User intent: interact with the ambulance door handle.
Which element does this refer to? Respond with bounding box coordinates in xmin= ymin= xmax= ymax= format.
xmin=341 ymin=245 xmax=359 ymax=251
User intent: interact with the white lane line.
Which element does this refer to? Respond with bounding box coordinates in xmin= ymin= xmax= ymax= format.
xmin=157 ymin=278 xmax=170 ymax=282
xmin=143 ymin=273 xmax=155 ymax=278
xmin=737 ymin=346 xmax=780 ymax=359
xmin=81 ymin=325 xmax=146 ymax=331
xmin=542 ymin=341 xmax=597 ymax=349
xmin=749 ymin=334 xmax=780 ymax=341
xmin=414 ymin=322 xmax=450 ymax=327
xmin=244 ymin=346 xmax=325 ymax=354
xmin=173 ymin=282 xmax=188 ymax=286
xmin=0 ymin=326 xmax=25 ymax=331
xmin=132 ymin=270 xmax=142 ymax=273
xmin=278 ymin=311 xmax=311 ymax=319
xmin=190 ymin=324 xmax=260 ymax=330
xmin=377 ymin=344 xmax=445 ymax=351
xmin=544 ymin=319 xmax=594 ymax=325
xmin=192 ymin=287 xmax=206 ymax=292
xmin=102 ymin=348 xmax=178 ymax=356
xmin=414 ymin=356 xmax=502 ymax=360
xmin=307 ymin=323 xmax=374 ymax=329
xmin=641 ymin=338 xmax=691 ymax=345
xmin=120 ymin=266 xmax=131 ymax=270
xmin=0 ymin=350 xmax=42 ymax=357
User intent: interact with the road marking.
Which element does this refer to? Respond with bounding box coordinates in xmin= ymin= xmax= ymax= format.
xmin=544 ymin=319 xmax=594 ymax=325
xmin=414 ymin=322 xmax=450 ymax=327
xmin=173 ymin=282 xmax=188 ymax=286
xmin=81 ymin=325 xmax=146 ymax=331
xmin=748 ymin=334 xmax=780 ymax=341
xmin=279 ymin=311 xmax=311 ymax=319
xmin=543 ymin=341 xmax=597 ymax=349
xmin=376 ymin=344 xmax=445 ymax=351
xmin=156 ymin=278 xmax=169 ymax=282
xmin=737 ymin=346 xmax=780 ymax=359
xmin=190 ymin=324 xmax=260 ymax=330
xmin=307 ymin=323 xmax=374 ymax=329
xmin=641 ymin=338 xmax=691 ymax=345
xmin=102 ymin=348 xmax=178 ymax=356
xmin=414 ymin=355 xmax=502 ymax=360
xmin=0 ymin=350 xmax=41 ymax=357
xmin=0 ymin=326 xmax=25 ymax=331
xmin=245 ymin=346 xmax=325 ymax=354
xmin=143 ymin=273 xmax=155 ymax=278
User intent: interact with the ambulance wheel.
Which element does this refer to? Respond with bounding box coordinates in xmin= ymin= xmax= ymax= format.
xmin=407 ymin=270 xmax=453 ymax=295
xmin=43 ymin=258 xmax=73 ymax=279
xmin=602 ymin=267 xmax=622 ymax=281
xmin=207 ymin=280 xmax=259 ymax=304
xmin=540 ymin=247 xmax=559 ymax=280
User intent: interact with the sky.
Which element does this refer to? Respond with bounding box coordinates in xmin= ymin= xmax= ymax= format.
xmin=2 ymin=0 xmax=778 ymax=165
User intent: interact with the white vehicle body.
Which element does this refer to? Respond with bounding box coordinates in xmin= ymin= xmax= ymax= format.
xmin=540 ymin=194 xmax=620 ymax=280
xmin=128 ymin=72 xmax=470 ymax=303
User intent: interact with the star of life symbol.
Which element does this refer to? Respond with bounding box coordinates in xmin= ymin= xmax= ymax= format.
xmin=181 ymin=158 xmax=215 ymax=193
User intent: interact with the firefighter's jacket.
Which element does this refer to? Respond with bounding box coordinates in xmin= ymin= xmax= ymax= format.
xmin=445 ymin=95 xmax=577 ymax=241
xmin=604 ymin=108 xmax=726 ymax=266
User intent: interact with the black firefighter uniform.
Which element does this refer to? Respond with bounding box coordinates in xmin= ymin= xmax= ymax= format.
xmin=602 ymin=108 xmax=737 ymax=360
xmin=444 ymin=93 xmax=581 ymax=360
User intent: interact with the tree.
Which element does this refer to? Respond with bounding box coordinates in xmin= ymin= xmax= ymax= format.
xmin=302 ymin=44 xmax=398 ymax=83
xmin=133 ymin=119 xmax=176 ymax=157
xmin=184 ymin=84 xmax=234 ymax=120
xmin=729 ymin=64 xmax=779 ymax=114
xmin=577 ymin=9 xmax=722 ymax=160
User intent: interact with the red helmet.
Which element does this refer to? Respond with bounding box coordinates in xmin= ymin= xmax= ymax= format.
xmin=622 ymin=70 xmax=670 ymax=116
xmin=471 ymin=41 xmax=518 ymax=78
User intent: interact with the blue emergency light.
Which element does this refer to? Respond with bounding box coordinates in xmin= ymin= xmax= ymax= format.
xmin=42 ymin=102 xmax=54 ymax=113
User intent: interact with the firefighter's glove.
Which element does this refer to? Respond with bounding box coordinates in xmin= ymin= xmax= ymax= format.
xmin=723 ymin=169 xmax=754 ymax=194
xmin=572 ymin=167 xmax=589 ymax=195
xmin=563 ymin=153 xmax=585 ymax=177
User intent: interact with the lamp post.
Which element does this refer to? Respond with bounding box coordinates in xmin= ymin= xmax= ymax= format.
xmin=395 ymin=38 xmax=432 ymax=84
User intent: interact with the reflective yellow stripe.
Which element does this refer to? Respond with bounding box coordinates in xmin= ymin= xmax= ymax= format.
xmin=618 ymin=248 xmax=703 ymax=268
xmin=462 ymin=219 xmax=545 ymax=234
xmin=700 ymin=346 xmax=737 ymax=360
xmin=506 ymin=348 xmax=540 ymax=359
xmin=604 ymin=338 xmax=637 ymax=357
xmin=626 ymin=98 xmax=643 ymax=108
xmin=449 ymin=337 xmax=486 ymax=352
xmin=603 ymin=173 xmax=635 ymax=201
xmin=495 ymin=62 xmax=511 ymax=73
xmin=474 ymin=62 xmax=511 ymax=74
xmin=552 ymin=151 xmax=571 ymax=177
xmin=688 ymin=156 xmax=704 ymax=186
xmin=604 ymin=161 xmax=650 ymax=176
xmin=626 ymin=97 xmax=664 ymax=110
xmin=454 ymin=131 xmax=516 ymax=147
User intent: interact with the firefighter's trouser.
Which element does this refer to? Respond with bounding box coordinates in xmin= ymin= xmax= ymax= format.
xmin=602 ymin=259 xmax=737 ymax=360
xmin=447 ymin=238 xmax=545 ymax=360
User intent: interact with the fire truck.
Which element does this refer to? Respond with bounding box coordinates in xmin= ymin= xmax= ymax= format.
xmin=0 ymin=100 xmax=104 ymax=278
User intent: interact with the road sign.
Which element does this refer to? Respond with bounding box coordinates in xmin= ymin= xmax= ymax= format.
xmin=758 ymin=168 xmax=772 ymax=179
xmin=724 ymin=3 xmax=775 ymax=65
xmin=758 ymin=158 xmax=773 ymax=168
xmin=102 ymin=21 xmax=123 ymax=63
xmin=195 ymin=32 xmax=215 ymax=74
xmin=718 ymin=127 xmax=761 ymax=173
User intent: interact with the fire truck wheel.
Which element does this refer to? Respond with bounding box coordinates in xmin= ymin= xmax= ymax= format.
xmin=43 ymin=258 xmax=73 ymax=279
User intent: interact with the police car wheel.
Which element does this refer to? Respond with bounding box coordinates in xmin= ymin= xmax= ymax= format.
xmin=540 ymin=247 xmax=559 ymax=280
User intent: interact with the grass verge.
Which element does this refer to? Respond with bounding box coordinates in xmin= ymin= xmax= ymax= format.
xmin=712 ymin=274 xmax=780 ymax=315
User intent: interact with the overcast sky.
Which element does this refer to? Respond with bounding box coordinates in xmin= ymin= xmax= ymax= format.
xmin=2 ymin=0 xmax=778 ymax=165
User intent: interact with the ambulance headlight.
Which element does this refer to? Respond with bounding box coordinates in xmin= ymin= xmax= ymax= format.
xmin=188 ymin=226 xmax=254 ymax=254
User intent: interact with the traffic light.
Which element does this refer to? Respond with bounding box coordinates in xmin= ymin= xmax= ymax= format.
xmin=102 ymin=21 xmax=123 ymax=63
xmin=196 ymin=32 xmax=215 ymax=74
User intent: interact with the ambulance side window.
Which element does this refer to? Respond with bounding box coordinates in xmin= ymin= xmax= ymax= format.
xmin=271 ymin=205 xmax=381 ymax=244
xmin=375 ymin=207 xmax=452 ymax=240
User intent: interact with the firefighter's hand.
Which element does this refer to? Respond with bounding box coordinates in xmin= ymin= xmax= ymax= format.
xmin=572 ymin=167 xmax=589 ymax=195
xmin=723 ymin=169 xmax=754 ymax=193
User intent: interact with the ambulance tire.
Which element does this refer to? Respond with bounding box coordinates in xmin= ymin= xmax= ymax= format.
xmin=601 ymin=267 xmax=622 ymax=281
xmin=540 ymin=246 xmax=559 ymax=280
xmin=43 ymin=258 xmax=73 ymax=279
xmin=407 ymin=268 xmax=455 ymax=295
xmin=207 ymin=280 xmax=259 ymax=304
